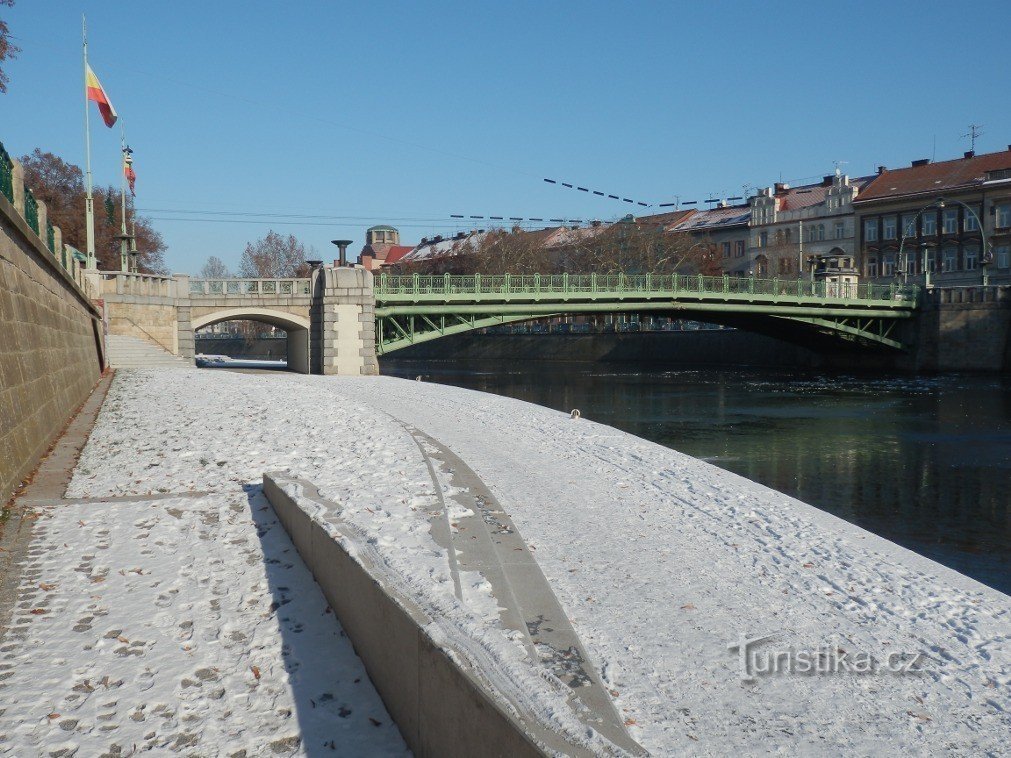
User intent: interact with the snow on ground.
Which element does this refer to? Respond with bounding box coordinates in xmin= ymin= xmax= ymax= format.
xmin=37 ymin=369 xmax=1011 ymax=754
xmin=0 ymin=489 xmax=408 ymax=753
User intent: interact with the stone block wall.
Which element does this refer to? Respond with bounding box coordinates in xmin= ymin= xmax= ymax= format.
xmin=915 ymin=286 xmax=1011 ymax=372
xmin=311 ymin=266 xmax=379 ymax=376
xmin=1 ymin=191 xmax=103 ymax=505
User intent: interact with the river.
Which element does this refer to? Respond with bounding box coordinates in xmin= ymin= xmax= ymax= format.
xmin=382 ymin=359 xmax=1011 ymax=595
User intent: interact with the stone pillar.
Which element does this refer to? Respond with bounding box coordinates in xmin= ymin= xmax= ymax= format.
xmin=52 ymin=225 xmax=64 ymax=268
xmin=310 ymin=266 xmax=379 ymax=375
xmin=173 ymin=273 xmax=195 ymax=362
xmin=36 ymin=199 xmax=48 ymax=248
xmin=11 ymin=159 xmax=24 ymax=215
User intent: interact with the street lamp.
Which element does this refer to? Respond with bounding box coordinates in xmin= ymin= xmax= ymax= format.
xmin=330 ymin=239 xmax=354 ymax=267
xmin=898 ymin=197 xmax=991 ymax=288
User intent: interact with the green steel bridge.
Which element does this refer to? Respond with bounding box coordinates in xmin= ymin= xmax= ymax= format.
xmin=374 ymin=273 xmax=920 ymax=355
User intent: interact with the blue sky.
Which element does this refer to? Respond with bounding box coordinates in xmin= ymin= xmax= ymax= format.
xmin=3 ymin=0 xmax=1009 ymax=275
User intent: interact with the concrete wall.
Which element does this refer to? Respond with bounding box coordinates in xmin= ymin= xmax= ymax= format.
xmin=90 ymin=272 xmax=182 ymax=355
xmin=1 ymin=190 xmax=103 ymax=505
xmin=263 ymin=475 xmax=546 ymax=757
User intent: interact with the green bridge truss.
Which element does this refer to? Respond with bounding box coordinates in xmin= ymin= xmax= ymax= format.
xmin=374 ymin=273 xmax=920 ymax=355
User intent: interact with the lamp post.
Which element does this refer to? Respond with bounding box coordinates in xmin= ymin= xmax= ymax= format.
xmin=330 ymin=239 xmax=353 ymax=267
xmin=898 ymin=197 xmax=991 ymax=288
xmin=920 ymin=241 xmax=934 ymax=290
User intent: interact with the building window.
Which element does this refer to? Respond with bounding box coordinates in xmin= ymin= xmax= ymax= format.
xmin=964 ymin=245 xmax=979 ymax=270
xmin=807 ymin=225 xmax=816 ymax=242
xmin=901 ymin=213 xmax=917 ymax=238
xmin=778 ymin=258 xmax=792 ymax=275
xmin=835 ymin=221 xmax=845 ymax=239
xmin=759 ymin=231 xmax=768 ymax=248
xmin=817 ymin=224 xmax=825 ymax=241
xmin=942 ymin=246 xmax=957 ymax=272
xmin=964 ymin=207 xmax=980 ymax=232
xmin=883 ymin=216 xmax=897 ymax=240
xmin=996 ymin=203 xmax=1011 ymax=229
xmin=922 ymin=213 xmax=937 ymax=236
xmin=867 ymin=256 xmax=878 ymax=277
xmin=721 ymin=241 xmax=731 ymax=258
xmin=864 ymin=218 xmax=878 ymax=241
xmin=735 ymin=240 xmax=745 ymax=258
xmin=882 ymin=252 xmax=896 ymax=276
xmin=943 ymin=209 xmax=958 ymax=234
xmin=997 ymin=245 xmax=1010 ymax=268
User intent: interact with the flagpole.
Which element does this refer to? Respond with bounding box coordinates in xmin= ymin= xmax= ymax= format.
xmin=119 ymin=121 xmax=129 ymax=272
xmin=83 ymin=15 xmax=96 ymax=269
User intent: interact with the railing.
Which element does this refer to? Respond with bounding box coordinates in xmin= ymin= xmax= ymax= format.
xmin=0 ymin=142 xmax=12 ymax=204
xmin=375 ymin=273 xmax=919 ymax=303
xmin=23 ymin=186 xmax=39 ymax=234
xmin=99 ymin=271 xmax=176 ymax=298
xmin=188 ymin=278 xmax=311 ymax=296
xmin=46 ymin=220 xmax=55 ymax=253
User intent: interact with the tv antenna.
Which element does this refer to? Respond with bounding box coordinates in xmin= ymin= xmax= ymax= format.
xmin=832 ymin=160 xmax=848 ymax=176
xmin=963 ymin=124 xmax=984 ymax=152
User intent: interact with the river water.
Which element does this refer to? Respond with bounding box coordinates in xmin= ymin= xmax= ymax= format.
xmin=383 ymin=359 xmax=1011 ymax=595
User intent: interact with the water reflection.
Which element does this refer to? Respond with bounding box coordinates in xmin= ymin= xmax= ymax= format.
xmin=383 ymin=360 xmax=1011 ymax=594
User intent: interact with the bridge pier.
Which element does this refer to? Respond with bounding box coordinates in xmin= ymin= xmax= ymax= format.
xmin=310 ymin=266 xmax=379 ymax=376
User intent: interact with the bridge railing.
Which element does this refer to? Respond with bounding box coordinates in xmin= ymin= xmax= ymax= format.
xmin=375 ymin=273 xmax=919 ymax=303
xmin=99 ymin=271 xmax=176 ymax=298
xmin=188 ymin=278 xmax=311 ymax=296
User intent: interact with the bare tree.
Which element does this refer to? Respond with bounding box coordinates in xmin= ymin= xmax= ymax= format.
xmin=199 ymin=256 xmax=230 ymax=278
xmin=0 ymin=1 xmax=18 ymax=94
xmin=19 ymin=148 xmax=168 ymax=273
xmin=238 ymin=231 xmax=310 ymax=278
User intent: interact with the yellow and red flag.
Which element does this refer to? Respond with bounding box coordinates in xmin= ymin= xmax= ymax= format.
xmin=85 ymin=63 xmax=118 ymax=128
xmin=123 ymin=148 xmax=136 ymax=195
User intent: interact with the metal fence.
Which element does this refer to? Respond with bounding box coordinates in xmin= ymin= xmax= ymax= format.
xmin=0 ymin=142 xmax=12 ymax=204
xmin=23 ymin=186 xmax=39 ymax=235
xmin=375 ymin=273 xmax=918 ymax=303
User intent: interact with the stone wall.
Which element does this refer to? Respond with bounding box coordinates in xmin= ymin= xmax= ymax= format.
xmin=914 ymin=286 xmax=1011 ymax=372
xmin=1 ymin=188 xmax=104 ymax=505
xmin=311 ymin=267 xmax=379 ymax=375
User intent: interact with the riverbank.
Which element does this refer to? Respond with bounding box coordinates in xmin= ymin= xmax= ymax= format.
xmin=381 ymin=360 xmax=1011 ymax=595
xmin=2 ymin=368 xmax=1004 ymax=754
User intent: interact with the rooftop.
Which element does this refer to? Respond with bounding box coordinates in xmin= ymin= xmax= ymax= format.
xmin=856 ymin=146 xmax=1011 ymax=203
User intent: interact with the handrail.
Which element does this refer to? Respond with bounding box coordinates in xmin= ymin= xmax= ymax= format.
xmin=375 ymin=273 xmax=919 ymax=304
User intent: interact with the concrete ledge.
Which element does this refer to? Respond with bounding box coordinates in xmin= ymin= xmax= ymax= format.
xmin=262 ymin=474 xmax=548 ymax=758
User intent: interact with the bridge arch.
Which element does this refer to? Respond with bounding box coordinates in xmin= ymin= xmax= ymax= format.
xmin=192 ymin=308 xmax=311 ymax=373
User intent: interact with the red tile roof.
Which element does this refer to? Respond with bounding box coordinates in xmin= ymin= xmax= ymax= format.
xmin=856 ymin=148 xmax=1011 ymax=203
xmin=381 ymin=245 xmax=413 ymax=265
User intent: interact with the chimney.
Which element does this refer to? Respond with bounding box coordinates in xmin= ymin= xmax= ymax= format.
xmin=822 ymin=175 xmax=834 ymax=187
xmin=774 ymin=182 xmax=789 ymax=193
xmin=911 ymin=158 xmax=930 ymax=167
xmin=964 ymin=150 xmax=975 ymax=159
xmin=877 ymin=165 xmax=887 ymax=174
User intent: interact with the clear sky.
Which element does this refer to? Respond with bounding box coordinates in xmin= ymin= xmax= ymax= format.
xmin=3 ymin=0 xmax=1009 ymax=275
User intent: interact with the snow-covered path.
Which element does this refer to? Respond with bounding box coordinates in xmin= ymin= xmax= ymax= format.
xmin=6 ymin=368 xmax=1007 ymax=756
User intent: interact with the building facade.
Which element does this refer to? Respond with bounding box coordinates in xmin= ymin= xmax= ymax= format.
xmin=747 ymin=173 xmax=870 ymax=279
xmin=357 ymin=225 xmax=414 ymax=271
xmin=668 ymin=204 xmax=751 ymax=275
xmin=853 ymin=147 xmax=1011 ymax=285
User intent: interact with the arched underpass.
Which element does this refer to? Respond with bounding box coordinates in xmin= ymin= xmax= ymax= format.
xmin=191 ymin=308 xmax=311 ymax=373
